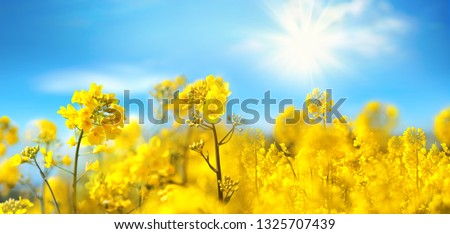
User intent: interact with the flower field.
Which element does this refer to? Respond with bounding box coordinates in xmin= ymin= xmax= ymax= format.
xmin=1 ymin=75 xmax=449 ymax=214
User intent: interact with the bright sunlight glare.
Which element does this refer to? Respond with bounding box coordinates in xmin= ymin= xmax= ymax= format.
xmin=264 ymin=0 xmax=349 ymax=80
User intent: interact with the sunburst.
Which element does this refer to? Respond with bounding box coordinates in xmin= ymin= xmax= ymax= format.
xmin=263 ymin=0 xmax=346 ymax=80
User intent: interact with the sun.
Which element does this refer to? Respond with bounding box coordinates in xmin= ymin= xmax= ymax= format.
xmin=264 ymin=0 xmax=344 ymax=80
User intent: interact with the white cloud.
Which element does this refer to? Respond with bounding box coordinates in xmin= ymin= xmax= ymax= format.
xmin=374 ymin=17 xmax=410 ymax=33
xmin=233 ymin=0 xmax=412 ymax=79
xmin=37 ymin=65 xmax=172 ymax=94
xmin=325 ymin=0 xmax=370 ymax=19
xmin=230 ymin=39 xmax=266 ymax=53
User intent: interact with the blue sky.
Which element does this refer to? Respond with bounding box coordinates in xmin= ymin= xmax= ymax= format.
xmin=0 ymin=0 xmax=449 ymax=138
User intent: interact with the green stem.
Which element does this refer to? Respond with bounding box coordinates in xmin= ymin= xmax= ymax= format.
xmin=33 ymin=158 xmax=61 ymax=214
xmin=285 ymin=156 xmax=298 ymax=179
xmin=200 ymin=152 xmax=218 ymax=173
xmin=54 ymin=165 xmax=74 ymax=175
xmin=72 ymin=130 xmax=84 ymax=214
xmin=219 ymin=126 xmax=235 ymax=145
xmin=40 ymin=142 xmax=49 ymax=214
xmin=211 ymin=124 xmax=223 ymax=202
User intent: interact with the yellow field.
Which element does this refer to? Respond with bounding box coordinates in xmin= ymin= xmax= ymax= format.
xmin=1 ymin=75 xmax=449 ymax=214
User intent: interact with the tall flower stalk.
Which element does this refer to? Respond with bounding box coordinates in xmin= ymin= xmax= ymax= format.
xmin=10 ymin=146 xmax=61 ymax=213
xmin=9 ymin=120 xmax=66 ymax=214
xmin=181 ymin=75 xmax=240 ymax=203
xmin=58 ymin=83 xmax=125 ymax=213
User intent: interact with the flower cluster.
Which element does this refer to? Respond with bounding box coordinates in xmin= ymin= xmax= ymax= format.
xmin=434 ymin=107 xmax=450 ymax=145
xmin=35 ymin=120 xmax=58 ymax=144
xmin=0 ymin=197 xmax=33 ymax=214
xmin=0 ymin=116 xmax=18 ymax=156
xmin=151 ymin=76 xmax=186 ymax=100
xmin=10 ymin=146 xmax=40 ymax=166
xmin=58 ymin=83 xmax=125 ymax=146
xmin=305 ymin=88 xmax=333 ymax=124
xmin=179 ymin=75 xmax=231 ymax=123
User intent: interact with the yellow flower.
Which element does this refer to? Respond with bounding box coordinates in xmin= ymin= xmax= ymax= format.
xmin=57 ymin=104 xmax=78 ymax=129
xmin=151 ymin=76 xmax=186 ymax=100
xmin=44 ymin=151 xmax=56 ymax=168
xmin=0 ymin=143 xmax=5 ymax=156
xmin=0 ymin=160 xmax=20 ymax=196
xmin=179 ymin=75 xmax=231 ymax=124
xmin=71 ymin=90 xmax=82 ymax=104
xmin=5 ymin=127 xmax=19 ymax=145
xmin=103 ymin=104 xmax=125 ymax=140
xmin=85 ymin=172 xmax=132 ymax=213
xmin=87 ymin=126 xmax=106 ymax=145
xmin=0 ymin=116 xmax=10 ymax=125
xmin=36 ymin=120 xmax=57 ymax=143
xmin=13 ymin=146 xmax=39 ymax=164
xmin=67 ymin=136 xmax=77 ymax=148
xmin=89 ymin=83 xmax=103 ymax=98
xmin=93 ymin=145 xmax=108 ymax=154
xmin=58 ymin=83 xmax=125 ymax=147
xmin=0 ymin=116 xmax=19 ymax=156
xmin=434 ymin=107 xmax=450 ymax=145
xmin=305 ymin=88 xmax=333 ymax=120
xmin=86 ymin=160 xmax=100 ymax=172
xmin=403 ymin=127 xmax=426 ymax=149
xmin=77 ymin=107 xmax=94 ymax=133
xmin=113 ymin=121 xmax=142 ymax=149
xmin=9 ymin=154 xmax=22 ymax=167
xmin=41 ymin=148 xmax=56 ymax=168
xmin=203 ymin=98 xmax=225 ymax=123
xmin=0 ymin=197 xmax=34 ymax=214
xmin=62 ymin=155 xmax=72 ymax=166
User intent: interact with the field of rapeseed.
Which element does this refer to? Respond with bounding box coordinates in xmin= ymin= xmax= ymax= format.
xmin=0 ymin=75 xmax=449 ymax=214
